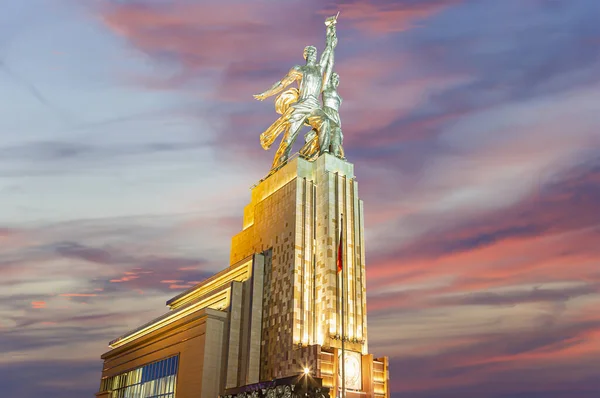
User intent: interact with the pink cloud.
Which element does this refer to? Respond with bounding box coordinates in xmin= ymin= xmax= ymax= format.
xmin=169 ymin=284 xmax=193 ymax=290
xmin=368 ymin=227 xmax=600 ymax=300
xmin=59 ymin=293 xmax=98 ymax=297
xmin=109 ymin=274 xmax=140 ymax=283
xmin=31 ymin=301 xmax=46 ymax=309
xmin=321 ymin=0 xmax=462 ymax=35
xmin=0 ymin=227 xmax=19 ymax=237
xmin=99 ymin=1 xmax=320 ymax=93
xmin=177 ymin=266 xmax=197 ymax=271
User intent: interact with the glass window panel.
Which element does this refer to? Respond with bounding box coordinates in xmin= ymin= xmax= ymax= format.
xmin=141 ymin=366 xmax=147 ymax=384
xmin=147 ymin=381 xmax=154 ymax=398
xmin=159 ymin=358 xmax=166 ymax=378
xmin=158 ymin=377 xmax=164 ymax=396
xmin=141 ymin=382 xmax=148 ymax=398
xmin=151 ymin=363 xmax=157 ymax=381
xmin=149 ymin=381 xmax=155 ymax=398
xmin=166 ymin=357 xmax=171 ymax=376
xmin=155 ymin=361 xmax=161 ymax=380
xmin=152 ymin=379 xmax=158 ymax=397
xmin=167 ymin=375 xmax=173 ymax=393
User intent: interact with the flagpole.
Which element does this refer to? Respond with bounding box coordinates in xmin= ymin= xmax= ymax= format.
xmin=340 ymin=213 xmax=345 ymax=398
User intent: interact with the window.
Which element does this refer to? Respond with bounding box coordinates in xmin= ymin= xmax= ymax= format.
xmin=100 ymin=355 xmax=179 ymax=398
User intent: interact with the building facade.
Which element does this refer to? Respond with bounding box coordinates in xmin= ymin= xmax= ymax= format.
xmin=96 ymin=154 xmax=390 ymax=398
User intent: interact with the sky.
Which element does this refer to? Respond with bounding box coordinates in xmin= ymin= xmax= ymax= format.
xmin=1 ymin=0 xmax=599 ymax=397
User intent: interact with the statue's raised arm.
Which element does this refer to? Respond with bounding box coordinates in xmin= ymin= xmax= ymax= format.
xmin=319 ymin=13 xmax=339 ymax=77
xmin=254 ymin=66 xmax=302 ymax=101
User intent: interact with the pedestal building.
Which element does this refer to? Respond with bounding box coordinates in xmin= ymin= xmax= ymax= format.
xmin=96 ymin=155 xmax=389 ymax=398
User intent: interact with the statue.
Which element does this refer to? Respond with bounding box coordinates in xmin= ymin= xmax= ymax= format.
xmin=254 ymin=14 xmax=340 ymax=172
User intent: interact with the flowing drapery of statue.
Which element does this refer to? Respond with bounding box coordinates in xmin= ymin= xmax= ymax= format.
xmin=254 ymin=13 xmax=345 ymax=172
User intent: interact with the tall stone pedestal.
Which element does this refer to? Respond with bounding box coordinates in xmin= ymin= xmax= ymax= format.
xmin=230 ymin=154 xmax=388 ymax=398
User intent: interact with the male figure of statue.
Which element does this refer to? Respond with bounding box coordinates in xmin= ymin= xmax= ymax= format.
xmin=254 ymin=18 xmax=338 ymax=171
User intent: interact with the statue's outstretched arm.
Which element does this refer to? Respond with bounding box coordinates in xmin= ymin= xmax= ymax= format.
xmin=254 ymin=67 xmax=301 ymax=101
xmin=319 ymin=20 xmax=338 ymax=76
xmin=322 ymin=34 xmax=336 ymax=89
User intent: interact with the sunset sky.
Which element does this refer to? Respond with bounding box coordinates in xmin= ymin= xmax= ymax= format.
xmin=1 ymin=0 xmax=600 ymax=397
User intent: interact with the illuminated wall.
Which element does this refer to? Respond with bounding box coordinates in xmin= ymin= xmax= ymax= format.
xmin=231 ymin=154 xmax=369 ymax=380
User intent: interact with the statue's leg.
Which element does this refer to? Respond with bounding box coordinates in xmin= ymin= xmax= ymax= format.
xmin=331 ymin=126 xmax=345 ymax=159
xmin=272 ymin=117 xmax=304 ymax=169
xmin=306 ymin=110 xmax=330 ymax=156
xmin=319 ymin=120 xmax=331 ymax=155
xmin=299 ymin=129 xmax=319 ymax=160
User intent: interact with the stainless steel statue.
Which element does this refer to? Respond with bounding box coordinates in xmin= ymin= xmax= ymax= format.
xmin=254 ymin=14 xmax=344 ymax=171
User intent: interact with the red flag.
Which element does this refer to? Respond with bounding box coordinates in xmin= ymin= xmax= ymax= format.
xmin=337 ymin=216 xmax=343 ymax=273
